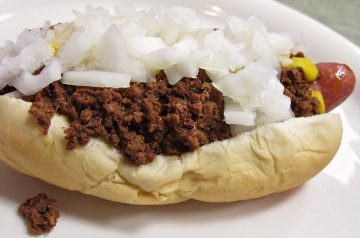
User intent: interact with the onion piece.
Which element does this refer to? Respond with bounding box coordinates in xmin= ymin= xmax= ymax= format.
xmin=19 ymin=39 xmax=52 ymax=72
xmin=15 ymin=28 xmax=43 ymax=52
xmin=138 ymin=13 xmax=163 ymax=36
xmin=114 ymin=1 xmax=144 ymax=22
xmin=62 ymin=70 xmax=130 ymax=88
xmin=176 ymin=56 xmax=198 ymax=78
xmin=279 ymin=55 xmax=293 ymax=66
xmin=1 ymin=55 xmax=21 ymax=75
xmin=57 ymin=28 xmax=96 ymax=70
xmin=269 ymin=33 xmax=294 ymax=55
xmin=142 ymin=47 xmax=176 ymax=69
xmin=95 ymin=25 xmax=148 ymax=82
xmin=95 ymin=24 xmax=127 ymax=70
xmin=50 ymin=23 xmax=76 ymax=48
xmin=166 ymin=6 xmax=199 ymax=34
xmin=194 ymin=50 xmax=230 ymax=71
xmin=173 ymin=37 xmax=198 ymax=57
xmin=160 ymin=19 xmax=180 ymax=46
xmin=0 ymin=65 xmax=15 ymax=84
xmin=203 ymin=30 xmax=225 ymax=51
xmin=11 ymin=58 xmax=62 ymax=95
xmin=223 ymin=99 xmax=257 ymax=126
xmin=116 ymin=22 xmax=146 ymax=37
xmin=128 ymin=59 xmax=147 ymax=83
xmin=164 ymin=65 xmax=182 ymax=85
xmin=164 ymin=55 xmax=199 ymax=85
xmin=213 ymin=60 xmax=292 ymax=126
xmin=252 ymin=31 xmax=278 ymax=67
xmin=126 ymin=36 xmax=166 ymax=57
xmin=212 ymin=73 xmax=246 ymax=104
xmin=74 ymin=6 xmax=112 ymax=40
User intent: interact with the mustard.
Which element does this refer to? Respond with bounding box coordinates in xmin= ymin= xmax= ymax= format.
xmin=51 ymin=43 xmax=60 ymax=56
xmin=285 ymin=57 xmax=319 ymax=82
xmin=311 ymin=89 xmax=326 ymax=113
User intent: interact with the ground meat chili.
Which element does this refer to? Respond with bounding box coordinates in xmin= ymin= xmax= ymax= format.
xmin=280 ymin=67 xmax=320 ymax=116
xmin=23 ymin=70 xmax=231 ymax=165
xmin=18 ymin=193 xmax=60 ymax=235
xmin=16 ymin=64 xmax=319 ymax=165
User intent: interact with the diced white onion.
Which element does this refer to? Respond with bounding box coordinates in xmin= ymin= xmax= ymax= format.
xmin=176 ymin=56 xmax=199 ymax=78
xmin=138 ymin=14 xmax=163 ymax=36
xmin=126 ymin=37 xmax=166 ymax=57
xmin=214 ymin=60 xmax=292 ymax=126
xmin=74 ymin=6 xmax=112 ymax=39
xmin=11 ymin=58 xmax=62 ymax=95
xmin=166 ymin=6 xmax=199 ymax=34
xmin=142 ymin=47 xmax=176 ymax=69
xmin=160 ymin=19 xmax=180 ymax=46
xmin=269 ymin=33 xmax=294 ymax=55
xmin=62 ymin=71 xmax=130 ymax=88
xmin=253 ymin=31 xmax=278 ymax=67
xmin=203 ymin=30 xmax=225 ymax=51
xmin=95 ymin=24 xmax=129 ymax=72
xmin=114 ymin=1 xmax=144 ymax=22
xmin=173 ymin=37 xmax=198 ymax=57
xmin=15 ymin=29 xmax=43 ymax=52
xmin=164 ymin=65 xmax=183 ymax=85
xmin=224 ymin=102 xmax=257 ymax=126
xmin=0 ymin=65 xmax=15 ymax=83
xmin=0 ymin=5 xmax=298 ymax=127
xmin=128 ymin=59 xmax=147 ymax=82
xmin=19 ymin=39 xmax=52 ymax=72
xmin=116 ymin=22 xmax=146 ymax=37
xmin=57 ymin=28 xmax=96 ymax=69
xmin=212 ymin=73 xmax=246 ymax=104
xmin=195 ymin=50 xmax=230 ymax=71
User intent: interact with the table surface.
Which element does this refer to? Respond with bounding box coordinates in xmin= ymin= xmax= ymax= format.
xmin=276 ymin=0 xmax=360 ymax=46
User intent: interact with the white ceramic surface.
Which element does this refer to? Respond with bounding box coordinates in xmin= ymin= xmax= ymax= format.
xmin=0 ymin=0 xmax=359 ymax=237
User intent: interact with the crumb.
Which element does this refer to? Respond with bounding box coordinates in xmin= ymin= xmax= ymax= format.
xmin=18 ymin=193 xmax=59 ymax=235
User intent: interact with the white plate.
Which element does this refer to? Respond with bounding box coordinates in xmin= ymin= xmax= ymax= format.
xmin=0 ymin=0 xmax=360 ymax=237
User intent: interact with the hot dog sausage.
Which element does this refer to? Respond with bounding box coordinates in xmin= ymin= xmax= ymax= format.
xmin=311 ymin=63 xmax=356 ymax=112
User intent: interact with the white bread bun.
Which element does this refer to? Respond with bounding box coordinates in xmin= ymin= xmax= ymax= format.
xmin=0 ymin=96 xmax=342 ymax=204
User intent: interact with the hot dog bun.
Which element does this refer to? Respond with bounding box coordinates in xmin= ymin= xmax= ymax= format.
xmin=0 ymin=96 xmax=342 ymax=204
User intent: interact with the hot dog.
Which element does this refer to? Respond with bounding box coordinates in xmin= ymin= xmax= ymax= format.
xmin=282 ymin=57 xmax=356 ymax=115
xmin=312 ymin=63 xmax=356 ymax=112
xmin=0 ymin=5 xmax=356 ymax=204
